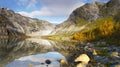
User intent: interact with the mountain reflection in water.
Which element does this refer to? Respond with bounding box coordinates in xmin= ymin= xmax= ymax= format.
xmin=0 ymin=38 xmax=70 ymax=67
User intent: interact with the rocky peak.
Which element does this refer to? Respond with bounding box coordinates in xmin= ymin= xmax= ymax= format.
xmin=0 ymin=8 xmax=15 ymax=18
xmin=106 ymin=0 xmax=120 ymax=11
xmin=99 ymin=0 xmax=120 ymax=19
xmin=68 ymin=2 xmax=105 ymax=23
xmin=107 ymin=0 xmax=120 ymax=6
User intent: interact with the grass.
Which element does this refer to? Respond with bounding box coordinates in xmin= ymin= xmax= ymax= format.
xmin=41 ymin=34 xmax=73 ymax=42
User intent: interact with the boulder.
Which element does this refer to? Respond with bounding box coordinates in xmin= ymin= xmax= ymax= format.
xmin=75 ymin=54 xmax=90 ymax=67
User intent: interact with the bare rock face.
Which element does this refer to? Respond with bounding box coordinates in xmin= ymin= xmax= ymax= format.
xmin=106 ymin=0 xmax=120 ymax=16
xmin=68 ymin=2 xmax=105 ymax=23
xmin=0 ymin=8 xmax=55 ymax=37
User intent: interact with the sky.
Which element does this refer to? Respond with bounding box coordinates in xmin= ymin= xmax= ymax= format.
xmin=0 ymin=0 xmax=109 ymax=24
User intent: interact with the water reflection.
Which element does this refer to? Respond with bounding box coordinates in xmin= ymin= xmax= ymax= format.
xmin=0 ymin=38 xmax=57 ymax=67
xmin=6 ymin=52 xmax=66 ymax=67
xmin=0 ymin=38 xmax=76 ymax=67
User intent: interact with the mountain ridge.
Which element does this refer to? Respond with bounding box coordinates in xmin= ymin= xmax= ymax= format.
xmin=0 ymin=8 xmax=55 ymax=37
xmin=52 ymin=0 xmax=120 ymax=35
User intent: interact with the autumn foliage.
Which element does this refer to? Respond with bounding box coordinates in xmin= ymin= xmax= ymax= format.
xmin=73 ymin=17 xmax=120 ymax=44
xmin=99 ymin=18 xmax=114 ymax=35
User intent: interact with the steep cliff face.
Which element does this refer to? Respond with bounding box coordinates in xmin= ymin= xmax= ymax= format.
xmin=0 ymin=8 xmax=55 ymax=37
xmin=68 ymin=2 xmax=105 ymax=23
xmin=0 ymin=14 xmax=8 ymax=38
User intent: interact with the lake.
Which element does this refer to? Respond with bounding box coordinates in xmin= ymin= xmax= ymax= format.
xmin=0 ymin=38 xmax=77 ymax=67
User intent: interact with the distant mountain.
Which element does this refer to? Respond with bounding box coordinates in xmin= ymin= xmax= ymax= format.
xmin=0 ymin=8 xmax=55 ymax=37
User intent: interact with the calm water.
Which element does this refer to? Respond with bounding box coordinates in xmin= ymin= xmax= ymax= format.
xmin=0 ymin=38 xmax=75 ymax=67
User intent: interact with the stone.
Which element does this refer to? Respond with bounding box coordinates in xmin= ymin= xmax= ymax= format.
xmin=110 ymin=52 xmax=119 ymax=57
xmin=75 ymin=54 xmax=90 ymax=67
xmin=113 ymin=64 xmax=120 ymax=67
xmin=75 ymin=54 xmax=90 ymax=63
xmin=93 ymin=49 xmax=98 ymax=55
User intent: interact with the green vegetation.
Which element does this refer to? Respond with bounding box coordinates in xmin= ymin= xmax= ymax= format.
xmin=72 ymin=17 xmax=120 ymax=45
xmin=41 ymin=34 xmax=74 ymax=42
xmin=75 ymin=17 xmax=88 ymax=26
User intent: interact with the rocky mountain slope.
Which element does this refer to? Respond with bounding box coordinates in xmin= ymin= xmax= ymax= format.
xmin=53 ymin=0 xmax=120 ymax=35
xmin=68 ymin=2 xmax=105 ymax=23
xmin=0 ymin=8 xmax=55 ymax=37
xmin=66 ymin=0 xmax=120 ymax=23
xmin=70 ymin=0 xmax=120 ymax=45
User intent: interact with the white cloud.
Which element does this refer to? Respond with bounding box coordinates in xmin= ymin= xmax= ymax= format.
xmin=18 ymin=0 xmax=85 ymax=17
xmin=18 ymin=7 xmax=52 ymax=17
xmin=18 ymin=11 xmax=31 ymax=17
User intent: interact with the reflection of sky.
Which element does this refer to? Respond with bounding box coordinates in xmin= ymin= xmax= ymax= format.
xmin=6 ymin=52 xmax=66 ymax=67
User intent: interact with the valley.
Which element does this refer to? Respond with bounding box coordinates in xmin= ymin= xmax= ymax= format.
xmin=0 ymin=0 xmax=120 ymax=67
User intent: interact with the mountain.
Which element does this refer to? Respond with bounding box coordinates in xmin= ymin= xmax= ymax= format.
xmin=52 ymin=2 xmax=105 ymax=34
xmin=67 ymin=0 xmax=120 ymax=23
xmin=68 ymin=2 xmax=105 ymax=23
xmin=66 ymin=0 xmax=120 ymax=23
xmin=0 ymin=8 xmax=55 ymax=37
xmin=69 ymin=0 xmax=120 ymax=45
xmin=53 ymin=0 xmax=120 ymax=35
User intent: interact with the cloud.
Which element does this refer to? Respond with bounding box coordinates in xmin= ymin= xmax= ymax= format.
xmin=27 ymin=0 xmax=37 ymax=8
xmin=18 ymin=0 xmax=85 ymax=17
xmin=18 ymin=7 xmax=52 ymax=17
xmin=18 ymin=0 xmax=37 ymax=8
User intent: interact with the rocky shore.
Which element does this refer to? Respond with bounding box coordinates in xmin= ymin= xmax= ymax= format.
xmin=67 ymin=41 xmax=120 ymax=67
